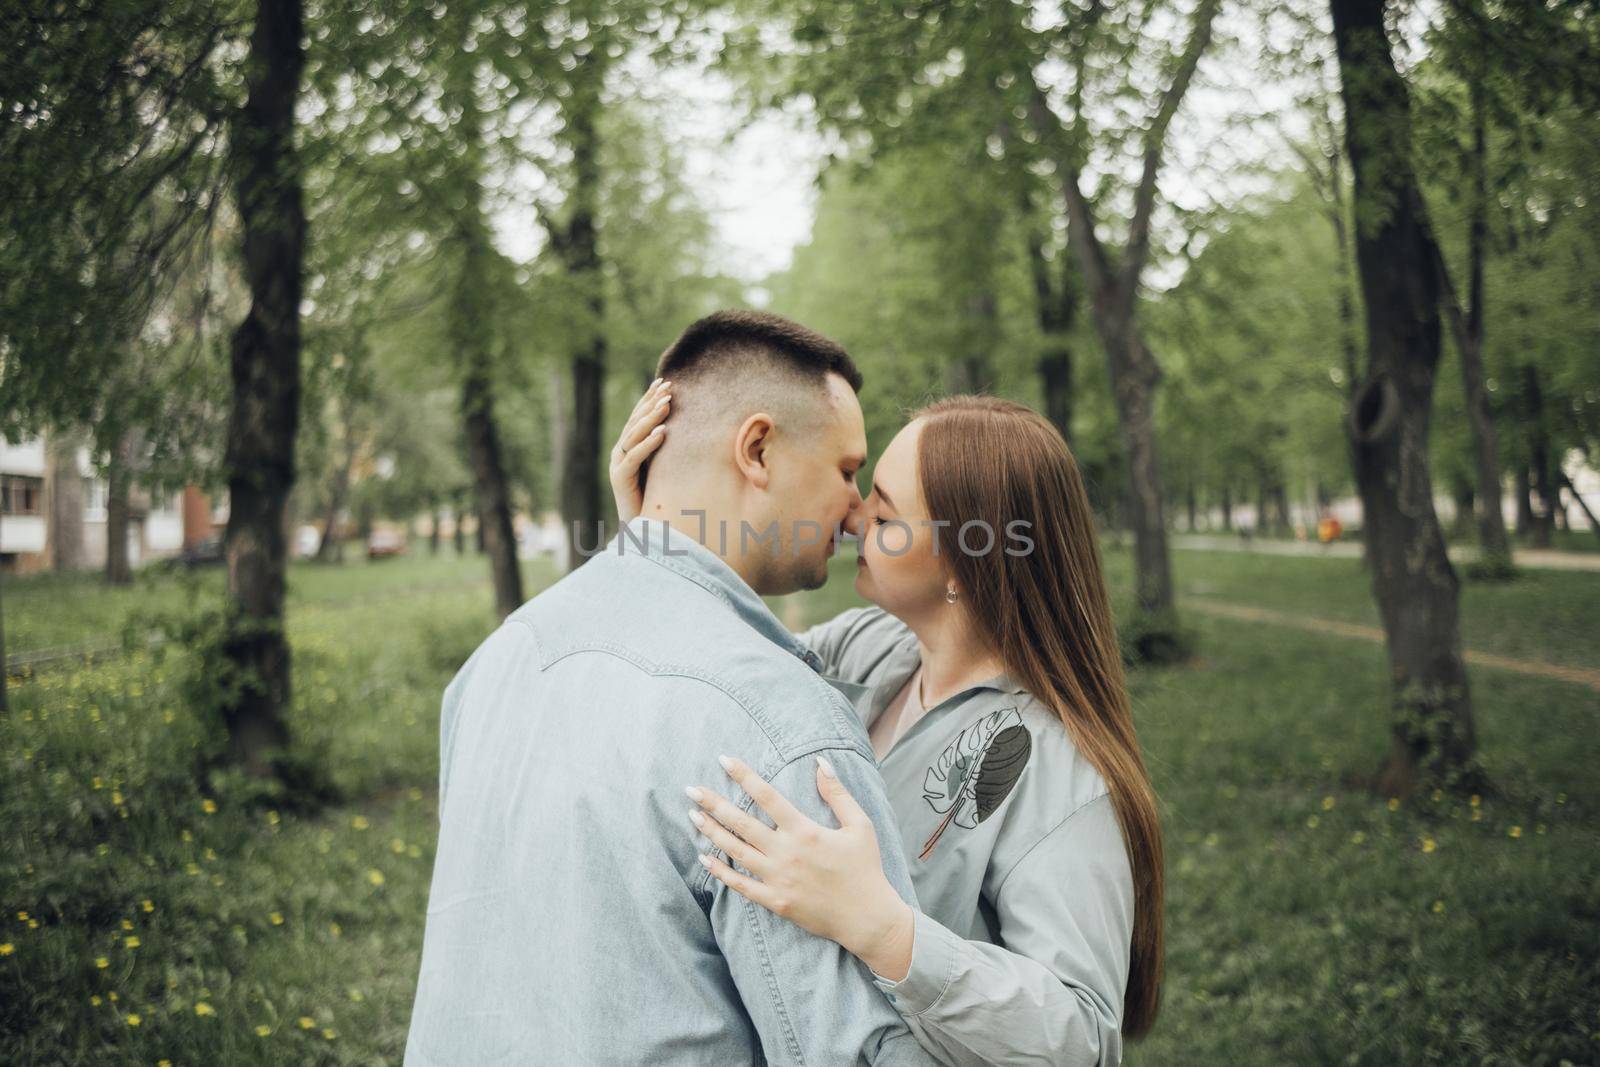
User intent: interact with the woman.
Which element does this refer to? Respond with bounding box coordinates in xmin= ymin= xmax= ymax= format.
xmin=610 ymin=383 xmax=1163 ymax=1066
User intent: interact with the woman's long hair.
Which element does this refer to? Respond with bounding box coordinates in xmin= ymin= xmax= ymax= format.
xmin=914 ymin=395 xmax=1165 ymax=1039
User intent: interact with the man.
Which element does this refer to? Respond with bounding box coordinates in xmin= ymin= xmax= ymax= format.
xmin=405 ymin=311 xmax=934 ymax=1065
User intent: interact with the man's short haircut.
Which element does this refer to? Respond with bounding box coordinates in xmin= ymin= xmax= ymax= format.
xmin=655 ymin=309 xmax=863 ymax=393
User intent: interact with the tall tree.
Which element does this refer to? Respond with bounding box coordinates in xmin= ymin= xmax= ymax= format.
xmin=219 ymin=0 xmax=307 ymax=775
xmin=1024 ymin=0 xmax=1221 ymax=658
xmin=1330 ymin=0 xmax=1480 ymax=794
xmin=440 ymin=11 xmax=522 ymax=616
xmin=746 ymin=0 xmax=1223 ymax=657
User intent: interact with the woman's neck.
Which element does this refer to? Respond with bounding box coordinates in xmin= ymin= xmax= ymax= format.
xmin=907 ymin=609 xmax=1006 ymax=708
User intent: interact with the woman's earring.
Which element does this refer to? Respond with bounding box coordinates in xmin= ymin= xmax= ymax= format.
xmin=945 ymin=587 xmax=959 ymax=604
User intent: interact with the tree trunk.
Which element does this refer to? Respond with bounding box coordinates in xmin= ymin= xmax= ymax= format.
xmin=1523 ymin=364 xmax=1555 ymax=549
xmin=1437 ymin=78 xmax=1512 ymax=574
xmin=50 ymin=437 xmax=85 ymax=571
xmin=1332 ymin=0 xmax=1479 ymax=796
xmin=105 ymin=434 xmax=132 ymax=585
xmin=316 ymin=418 xmax=355 ymax=563
xmin=1039 ymin=347 xmax=1074 ymax=447
xmin=428 ymin=492 xmax=441 ymax=555
xmin=1186 ymin=484 xmax=1197 ymax=532
xmin=453 ymin=490 xmax=466 ymax=556
xmin=1558 ymin=470 xmax=1600 ymax=544
xmin=219 ymin=0 xmax=305 ymax=778
xmin=1221 ymin=485 xmax=1233 ymax=532
xmin=1513 ymin=463 xmax=1534 ymax=536
xmin=1103 ymin=319 xmax=1176 ymax=648
xmin=0 ymin=511 xmax=8 ymax=715
xmin=557 ymin=83 xmax=607 ymax=572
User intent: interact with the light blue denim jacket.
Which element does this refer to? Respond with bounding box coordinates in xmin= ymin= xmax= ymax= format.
xmin=404 ymin=517 xmax=937 ymax=1066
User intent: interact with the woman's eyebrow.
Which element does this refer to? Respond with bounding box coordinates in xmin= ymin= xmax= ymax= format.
xmin=873 ymin=482 xmax=895 ymax=510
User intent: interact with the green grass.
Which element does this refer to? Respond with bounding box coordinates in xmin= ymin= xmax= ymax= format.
xmin=2 ymin=544 xmax=1597 ymax=1064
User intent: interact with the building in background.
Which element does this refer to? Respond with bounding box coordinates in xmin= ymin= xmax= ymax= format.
xmin=1 ymin=434 xmax=198 ymax=574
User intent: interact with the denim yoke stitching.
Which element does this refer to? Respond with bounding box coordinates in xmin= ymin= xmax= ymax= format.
xmin=512 ymin=617 xmax=842 ymax=1063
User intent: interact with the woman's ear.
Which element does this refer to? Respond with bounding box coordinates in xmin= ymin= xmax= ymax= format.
xmin=732 ymin=412 xmax=775 ymax=490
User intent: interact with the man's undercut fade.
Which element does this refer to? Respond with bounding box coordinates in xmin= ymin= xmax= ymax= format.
xmin=655 ymin=309 xmax=863 ymax=394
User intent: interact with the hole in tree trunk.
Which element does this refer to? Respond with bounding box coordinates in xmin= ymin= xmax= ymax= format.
xmin=1351 ymin=375 xmax=1399 ymax=444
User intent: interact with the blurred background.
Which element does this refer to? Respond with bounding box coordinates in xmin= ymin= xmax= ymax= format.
xmin=2 ymin=0 xmax=1597 ymax=1063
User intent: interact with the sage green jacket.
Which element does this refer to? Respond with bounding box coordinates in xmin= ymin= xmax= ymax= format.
xmin=801 ymin=606 xmax=1135 ymax=1067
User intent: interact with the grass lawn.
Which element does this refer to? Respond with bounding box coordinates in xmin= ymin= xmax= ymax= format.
xmin=2 ymin=543 xmax=1596 ymax=1064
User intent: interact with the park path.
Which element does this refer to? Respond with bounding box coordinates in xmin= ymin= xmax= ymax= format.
xmin=1188 ymin=598 xmax=1600 ymax=694
xmin=1169 ymin=533 xmax=1600 ymax=572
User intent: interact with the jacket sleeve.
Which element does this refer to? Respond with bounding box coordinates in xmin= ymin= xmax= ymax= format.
xmin=794 ymin=606 xmax=878 ymax=677
xmin=705 ymin=745 xmax=940 ymax=1067
xmin=869 ymin=794 xmax=1134 ymax=1067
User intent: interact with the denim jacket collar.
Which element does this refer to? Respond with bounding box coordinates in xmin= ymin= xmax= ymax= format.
xmin=615 ymin=516 xmax=825 ymax=675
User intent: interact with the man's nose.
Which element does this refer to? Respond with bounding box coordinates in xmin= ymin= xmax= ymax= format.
xmin=841 ymin=490 xmax=863 ymax=539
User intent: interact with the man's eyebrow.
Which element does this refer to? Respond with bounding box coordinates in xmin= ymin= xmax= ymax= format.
xmin=873 ymin=482 xmax=895 ymax=510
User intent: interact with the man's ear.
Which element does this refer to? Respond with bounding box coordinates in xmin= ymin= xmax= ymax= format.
xmin=732 ymin=412 xmax=775 ymax=490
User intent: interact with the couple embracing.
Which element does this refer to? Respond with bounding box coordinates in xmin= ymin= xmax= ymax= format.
xmin=404 ymin=310 xmax=1164 ymax=1066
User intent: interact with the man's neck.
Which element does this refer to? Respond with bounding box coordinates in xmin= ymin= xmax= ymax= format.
xmin=640 ymin=496 xmax=767 ymax=594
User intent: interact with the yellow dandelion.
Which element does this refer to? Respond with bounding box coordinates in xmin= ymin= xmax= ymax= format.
xmin=267 ymin=810 xmax=280 ymax=826
xmin=1386 ymin=798 xmax=1400 ymax=812
xmin=1321 ymin=795 xmax=1335 ymax=811
xmin=181 ymin=829 xmax=193 ymax=842
xmin=1420 ymin=837 xmax=1437 ymax=854
xmin=1556 ymin=792 xmax=1567 ymax=804
xmin=121 ymin=919 xmax=133 ymax=931
xmin=0 ymin=943 xmax=13 ymax=957
xmin=367 ymin=869 xmax=385 ymax=886
xmin=407 ymin=845 xmax=422 ymax=859
xmin=1537 ymin=823 xmax=1547 ymax=835
xmin=390 ymin=838 xmax=405 ymax=854
xmin=1350 ymin=831 xmax=1366 ymax=845
xmin=323 ymin=1028 xmax=337 ymax=1040
xmin=1469 ymin=794 xmax=1480 ymax=808
xmin=255 ymin=1024 xmax=271 ymax=1037
xmin=112 ymin=791 xmax=124 ymax=805
xmin=347 ymin=989 xmax=365 ymax=1003
xmin=185 ymin=863 xmax=200 ymax=876
xmin=124 ymin=936 xmax=140 ymax=949
xmin=269 ymin=912 xmax=284 ymax=926
xmin=1203 ymin=833 xmax=1219 ymax=847
xmin=351 ymin=815 xmax=370 ymax=830
xmin=1305 ymin=815 xmax=1320 ymax=829
xmin=204 ymin=848 xmax=216 ymax=861
xmin=96 ymin=957 xmax=110 ymax=969
xmin=159 ymin=1061 xmax=172 ymax=1067
xmin=90 ymin=995 xmax=102 ymax=1006
xmin=329 ymin=922 xmax=342 ymax=938
xmin=195 ymin=1002 xmax=215 ymax=1017
xmin=96 ymin=844 xmax=110 ymax=856
xmin=1471 ymin=809 xmax=1483 ymax=822
xmin=163 ymin=709 xmax=175 ymax=724
xmin=1432 ymin=900 xmax=1445 ymax=913
xmin=125 ymin=1014 xmax=141 ymax=1027
xmin=16 ymin=911 xmax=28 ymax=922
xmin=109 ymin=992 xmax=118 ymax=1002
xmin=1508 ymin=825 xmax=1523 ymax=838
xmin=298 ymin=1016 xmax=315 ymax=1030
xmin=1431 ymin=789 xmax=1442 ymax=801
xmin=26 ymin=919 xmax=36 ymax=929
xmin=408 ymin=787 xmax=423 ymax=801
xmin=92 ymin=777 xmax=103 ymax=790
xmin=201 ymin=798 xmax=217 ymax=814
xmin=141 ymin=900 xmax=154 ymax=913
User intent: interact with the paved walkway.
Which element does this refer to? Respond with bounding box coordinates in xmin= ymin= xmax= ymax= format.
xmin=1189 ymin=598 xmax=1600 ymax=694
xmin=1168 ymin=533 xmax=1600 ymax=572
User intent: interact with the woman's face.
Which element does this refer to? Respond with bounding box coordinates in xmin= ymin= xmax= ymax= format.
xmin=852 ymin=419 xmax=951 ymax=618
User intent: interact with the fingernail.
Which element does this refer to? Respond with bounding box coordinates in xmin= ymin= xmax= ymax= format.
xmin=651 ymin=425 xmax=666 ymax=436
xmin=697 ymin=853 xmax=712 ymax=868
xmin=816 ymin=755 xmax=837 ymax=779
xmin=652 ymin=377 xmax=662 ymax=389
xmin=685 ymin=786 xmax=704 ymax=802
xmin=688 ymin=809 xmax=705 ymax=828
xmin=718 ymin=755 xmax=735 ymax=773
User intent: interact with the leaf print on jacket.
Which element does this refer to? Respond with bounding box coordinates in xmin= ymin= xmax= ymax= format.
xmin=919 ymin=707 xmax=1032 ymax=860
